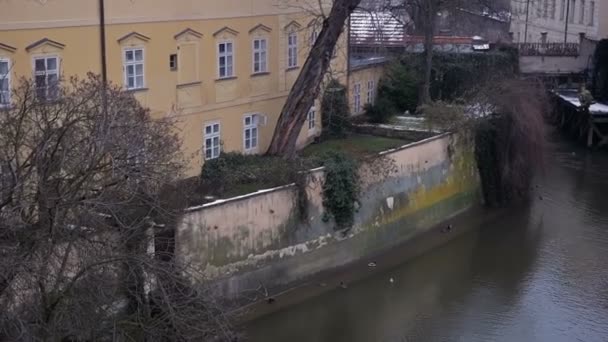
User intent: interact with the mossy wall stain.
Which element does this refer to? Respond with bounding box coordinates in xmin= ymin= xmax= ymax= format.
xmin=177 ymin=133 xmax=481 ymax=285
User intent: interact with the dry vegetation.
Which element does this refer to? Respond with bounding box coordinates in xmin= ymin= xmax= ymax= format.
xmin=0 ymin=75 xmax=237 ymax=341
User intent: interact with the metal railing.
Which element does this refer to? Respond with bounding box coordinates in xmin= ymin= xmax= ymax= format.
xmin=517 ymin=43 xmax=579 ymax=56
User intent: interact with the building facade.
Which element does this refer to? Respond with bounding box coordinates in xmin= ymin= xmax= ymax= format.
xmin=0 ymin=0 xmax=349 ymax=175
xmin=510 ymin=0 xmax=608 ymax=43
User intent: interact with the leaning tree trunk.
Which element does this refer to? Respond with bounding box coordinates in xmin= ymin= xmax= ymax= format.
xmin=266 ymin=0 xmax=362 ymax=157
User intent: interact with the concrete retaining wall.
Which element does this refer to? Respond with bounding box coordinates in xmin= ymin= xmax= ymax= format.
xmin=177 ymin=133 xmax=481 ymax=297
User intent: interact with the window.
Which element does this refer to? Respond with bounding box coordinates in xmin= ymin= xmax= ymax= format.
xmin=34 ymin=56 xmax=59 ymax=100
xmin=252 ymin=38 xmax=268 ymax=74
xmin=287 ymin=32 xmax=298 ymax=68
xmin=123 ymin=48 xmax=144 ymax=90
xmin=310 ymin=28 xmax=319 ymax=46
xmin=560 ymin=0 xmax=566 ymax=20
xmin=243 ymin=114 xmax=259 ymax=151
xmin=589 ymin=1 xmax=595 ymax=25
xmin=308 ymin=107 xmax=316 ymax=131
xmin=218 ymin=41 xmax=234 ymax=78
xmin=551 ymin=0 xmax=556 ymax=18
xmin=170 ymin=54 xmax=178 ymax=71
xmin=569 ymin=0 xmax=576 ymax=23
xmin=0 ymin=59 xmax=10 ymax=106
xmin=354 ymin=83 xmax=361 ymax=113
xmin=543 ymin=0 xmax=549 ymax=18
xmin=367 ymin=80 xmax=375 ymax=105
xmin=579 ymin=0 xmax=585 ymax=23
xmin=204 ymin=122 xmax=221 ymax=160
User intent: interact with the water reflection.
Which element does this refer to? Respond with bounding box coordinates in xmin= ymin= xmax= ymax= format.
xmin=248 ymin=136 xmax=608 ymax=342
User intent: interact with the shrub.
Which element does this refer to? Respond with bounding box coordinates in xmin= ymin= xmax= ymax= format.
xmin=376 ymin=62 xmax=419 ymax=114
xmin=592 ymin=39 xmax=608 ymax=101
xmin=473 ymin=79 xmax=547 ymax=207
xmin=365 ymin=96 xmax=396 ymax=124
xmin=200 ymin=153 xmax=300 ymax=197
xmin=321 ymin=79 xmax=351 ymax=138
xmin=318 ymin=151 xmax=360 ymax=230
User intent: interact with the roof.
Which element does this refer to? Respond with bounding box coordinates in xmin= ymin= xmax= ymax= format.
xmin=350 ymin=55 xmax=389 ymax=70
xmin=555 ymin=89 xmax=608 ymax=116
xmin=350 ymin=9 xmax=405 ymax=46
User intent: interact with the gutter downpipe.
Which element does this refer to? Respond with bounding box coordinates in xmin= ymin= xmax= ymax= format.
xmin=99 ymin=0 xmax=107 ymax=85
xmin=99 ymin=0 xmax=108 ymax=115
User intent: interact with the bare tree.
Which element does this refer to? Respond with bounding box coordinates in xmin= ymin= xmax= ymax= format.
xmin=377 ymin=0 xmax=507 ymax=104
xmin=0 ymin=75 xmax=237 ymax=341
xmin=267 ymin=0 xmax=362 ymax=157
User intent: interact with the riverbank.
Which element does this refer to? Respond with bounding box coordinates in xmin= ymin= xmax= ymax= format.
xmin=245 ymin=134 xmax=608 ymax=342
xmin=177 ymin=131 xmax=481 ymax=306
xmin=239 ymin=203 xmax=506 ymax=322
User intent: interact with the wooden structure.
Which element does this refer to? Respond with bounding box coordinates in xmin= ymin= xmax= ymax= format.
xmin=553 ymin=89 xmax=608 ymax=147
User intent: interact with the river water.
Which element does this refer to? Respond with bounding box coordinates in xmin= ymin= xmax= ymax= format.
xmin=247 ymin=135 xmax=608 ymax=342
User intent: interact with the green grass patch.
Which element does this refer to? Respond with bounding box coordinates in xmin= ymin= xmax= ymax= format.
xmin=302 ymin=134 xmax=407 ymax=159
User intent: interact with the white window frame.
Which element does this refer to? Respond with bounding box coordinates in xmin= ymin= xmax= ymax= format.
xmin=307 ymin=107 xmax=316 ymax=132
xmin=123 ymin=47 xmax=145 ymax=90
xmin=252 ymin=38 xmax=268 ymax=74
xmin=354 ymin=83 xmax=362 ymax=113
xmin=0 ymin=58 xmax=10 ymax=107
xmin=367 ymin=80 xmax=375 ymax=105
xmin=287 ymin=32 xmax=298 ymax=68
xmin=204 ymin=122 xmax=221 ymax=160
xmin=32 ymin=55 xmax=60 ymax=100
xmin=243 ymin=114 xmax=259 ymax=152
xmin=310 ymin=28 xmax=319 ymax=47
xmin=218 ymin=40 xmax=234 ymax=79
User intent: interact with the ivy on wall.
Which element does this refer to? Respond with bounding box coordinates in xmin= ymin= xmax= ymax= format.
xmin=319 ymin=152 xmax=360 ymax=230
xmin=321 ymin=79 xmax=351 ymax=138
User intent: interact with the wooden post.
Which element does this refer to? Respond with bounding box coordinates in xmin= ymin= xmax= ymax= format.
xmin=587 ymin=121 xmax=594 ymax=147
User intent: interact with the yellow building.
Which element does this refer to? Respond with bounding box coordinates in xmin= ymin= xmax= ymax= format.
xmin=349 ymin=56 xmax=388 ymax=115
xmin=0 ymin=0 xmax=348 ymax=175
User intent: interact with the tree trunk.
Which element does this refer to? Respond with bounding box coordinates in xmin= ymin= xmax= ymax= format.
xmin=420 ymin=0 xmax=435 ymax=104
xmin=266 ymin=0 xmax=362 ymax=157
